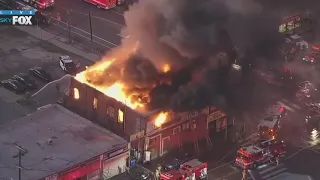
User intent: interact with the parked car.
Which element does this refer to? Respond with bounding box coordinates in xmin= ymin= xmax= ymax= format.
xmin=59 ymin=55 xmax=79 ymax=74
xmin=13 ymin=73 xmax=37 ymax=89
xmin=1 ymin=79 xmax=26 ymax=94
xmin=29 ymin=67 xmax=52 ymax=82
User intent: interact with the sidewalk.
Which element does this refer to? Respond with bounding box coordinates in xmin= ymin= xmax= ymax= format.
xmin=140 ymin=131 xmax=257 ymax=172
xmin=14 ymin=26 xmax=99 ymax=62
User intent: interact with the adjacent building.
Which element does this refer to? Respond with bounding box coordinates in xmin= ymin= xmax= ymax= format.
xmin=66 ymin=78 xmax=231 ymax=160
xmin=0 ymin=104 xmax=128 ymax=180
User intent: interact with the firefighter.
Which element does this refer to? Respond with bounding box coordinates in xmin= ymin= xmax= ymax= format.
xmin=155 ymin=165 xmax=161 ymax=180
xmin=242 ymin=169 xmax=247 ymax=180
xmin=56 ymin=13 xmax=61 ymax=24
xmin=276 ymin=154 xmax=280 ymax=166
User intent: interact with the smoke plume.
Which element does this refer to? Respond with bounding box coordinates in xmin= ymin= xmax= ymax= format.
xmin=115 ymin=0 xmax=285 ymax=111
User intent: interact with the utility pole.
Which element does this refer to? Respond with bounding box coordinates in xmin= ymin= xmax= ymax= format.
xmin=89 ymin=12 xmax=93 ymax=45
xmin=67 ymin=10 xmax=71 ymax=43
xmin=12 ymin=144 xmax=28 ymax=180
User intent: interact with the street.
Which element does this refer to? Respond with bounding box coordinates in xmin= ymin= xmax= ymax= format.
xmin=43 ymin=0 xmax=126 ymax=51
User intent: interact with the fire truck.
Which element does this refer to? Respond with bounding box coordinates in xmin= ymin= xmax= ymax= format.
xmin=160 ymin=169 xmax=195 ymax=180
xmin=258 ymin=105 xmax=286 ymax=140
xmin=0 ymin=0 xmax=53 ymax=10
xmin=83 ymin=0 xmax=123 ymax=9
xmin=235 ymin=139 xmax=286 ymax=169
xmin=180 ymin=159 xmax=208 ymax=180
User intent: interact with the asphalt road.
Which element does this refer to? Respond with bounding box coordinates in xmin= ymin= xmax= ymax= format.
xmin=44 ymin=0 xmax=126 ymax=51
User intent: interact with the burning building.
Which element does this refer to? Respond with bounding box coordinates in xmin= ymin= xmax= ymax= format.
xmin=66 ymin=0 xmax=285 ymax=159
xmin=66 ymin=56 xmax=230 ymax=159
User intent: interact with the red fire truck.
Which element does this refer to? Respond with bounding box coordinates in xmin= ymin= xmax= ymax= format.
xmin=160 ymin=169 xmax=195 ymax=180
xmin=84 ymin=0 xmax=123 ymax=9
xmin=180 ymin=159 xmax=208 ymax=180
xmin=258 ymin=105 xmax=286 ymax=140
xmin=17 ymin=0 xmax=54 ymax=9
xmin=235 ymin=139 xmax=286 ymax=169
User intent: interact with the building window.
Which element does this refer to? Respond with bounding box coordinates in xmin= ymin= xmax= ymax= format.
xmin=182 ymin=123 xmax=189 ymax=130
xmin=118 ymin=109 xmax=124 ymax=123
xmin=173 ymin=126 xmax=181 ymax=135
xmin=73 ymin=88 xmax=79 ymax=100
xmin=107 ymin=106 xmax=115 ymax=118
xmin=191 ymin=120 xmax=196 ymax=130
xmin=93 ymin=98 xmax=98 ymax=109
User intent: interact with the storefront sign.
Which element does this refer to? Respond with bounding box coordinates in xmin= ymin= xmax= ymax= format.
xmin=207 ymin=110 xmax=225 ymax=123
xmin=180 ymin=111 xmax=199 ymax=121
xmin=144 ymin=151 xmax=151 ymax=162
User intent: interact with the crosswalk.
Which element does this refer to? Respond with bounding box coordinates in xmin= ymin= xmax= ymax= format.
xmin=248 ymin=162 xmax=288 ymax=180
xmin=277 ymin=98 xmax=302 ymax=112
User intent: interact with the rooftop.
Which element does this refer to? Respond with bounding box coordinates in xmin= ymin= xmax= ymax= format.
xmin=0 ymin=104 xmax=128 ymax=180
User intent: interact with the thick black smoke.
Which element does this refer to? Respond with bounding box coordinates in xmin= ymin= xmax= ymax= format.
xmin=120 ymin=0 xmax=285 ymax=111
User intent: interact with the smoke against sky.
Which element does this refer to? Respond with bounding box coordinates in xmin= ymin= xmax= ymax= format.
xmin=122 ymin=0 xmax=283 ymax=69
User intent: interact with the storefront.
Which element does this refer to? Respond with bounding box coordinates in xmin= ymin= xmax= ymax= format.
xmin=207 ymin=110 xmax=228 ymax=135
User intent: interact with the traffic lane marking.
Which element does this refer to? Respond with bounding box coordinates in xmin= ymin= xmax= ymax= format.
xmin=47 ymin=17 xmax=119 ymax=48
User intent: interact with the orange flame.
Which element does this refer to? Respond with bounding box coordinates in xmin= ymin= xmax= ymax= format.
xmin=74 ymin=58 xmax=145 ymax=110
xmin=163 ymin=64 xmax=170 ymax=73
xmin=154 ymin=112 xmax=168 ymax=127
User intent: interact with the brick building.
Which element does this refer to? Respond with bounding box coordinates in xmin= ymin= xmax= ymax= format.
xmin=66 ymin=78 xmax=231 ymax=160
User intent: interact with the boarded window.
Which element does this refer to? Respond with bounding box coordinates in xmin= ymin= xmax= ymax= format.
xmin=118 ymin=109 xmax=124 ymax=123
xmin=73 ymin=88 xmax=79 ymax=100
xmin=107 ymin=106 xmax=115 ymax=118
xmin=93 ymin=98 xmax=98 ymax=109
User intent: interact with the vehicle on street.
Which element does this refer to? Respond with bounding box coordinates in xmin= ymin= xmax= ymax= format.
xmin=29 ymin=67 xmax=52 ymax=82
xmin=12 ymin=73 xmax=37 ymax=89
xmin=305 ymin=102 xmax=320 ymax=114
xmin=258 ymin=105 xmax=286 ymax=140
xmin=160 ymin=169 xmax=194 ymax=180
xmin=59 ymin=55 xmax=79 ymax=74
xmin=160 ymin=158 xmax=186 ymax=172
xmin=16 ymin=0 xmax=54 ymax=9
xmin=235 ymin=139 xmax=286 ymax=169
xmin=180 ymin=159 xmax=208 ymax=180
xmin=302 ymin=53 xmax=318 ymax=63
xmin=1 ymin=79 xmax=27 ymax=94
xmin=83 ymin=0 xmax=123 ymax=9
xmin=298 ymin=81 xmax=317 ymax=91
xmin=285 ymin=34 xmax=308 ymax=50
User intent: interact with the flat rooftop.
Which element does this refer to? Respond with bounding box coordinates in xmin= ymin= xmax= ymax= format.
xmin=0 ymin=104 xmax=128 ymax=180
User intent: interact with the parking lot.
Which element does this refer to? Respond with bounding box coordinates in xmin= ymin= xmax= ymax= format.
xmin=0 ymin=26 xmax=95 ymax=123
